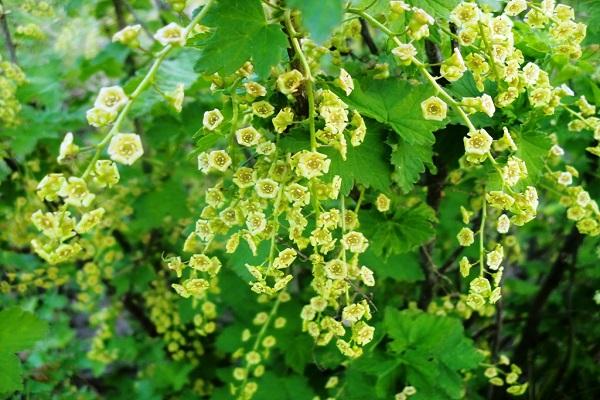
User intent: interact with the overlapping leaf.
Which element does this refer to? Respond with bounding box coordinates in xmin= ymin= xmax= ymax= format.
xmin=0 ymin=307 xmax=48 ymax=394
xmin=194 ymin=0 xmax=288 ymax=77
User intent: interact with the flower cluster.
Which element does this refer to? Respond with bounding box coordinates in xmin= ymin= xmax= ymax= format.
xmin=0 ymin=58 xmax=26 ymax=126
xmin=29 ymin=14 xmax=200 ymax=264
xmin=482 ymin=353 xmax=528 ymax=395
xmin=168 ymin=59 xmax=375 ymax=358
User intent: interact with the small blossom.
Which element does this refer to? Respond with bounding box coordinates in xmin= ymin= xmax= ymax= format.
xmin=293 ymin=151 xmax=331 ymax=179
xmin=342 ymin=303 xmax=365 ymax=323
xmin=497 ymin=214 xmax=510 ymax=233
xmin=324 ymin=259 xmax=347 ymax=280
xmin=360 ymin=266 xmax=375 ymax=286
xmin=86 ymin=106 xmax=117 ymax=127
xmin=375 ymin=193 xmax=390 ymax=212
xmin=246 ymin=211 xmax=267 ymax=235
xmin=464 ymin=129 xmax=493 ymax=156
xmin=504 ymin=0 xmax=527 ymax=16
xmin=486 ymin=245 xmax=504 ymax=270
xmin=58 ymin=177 xmax=95 ymax=207
xmin=341 ymin=231 xmax=369 ymax=253
xmin=76 ymin=208 xmax=106 ymax=233
xmin=457 ymin=227 xmax=475 ymax=246
xmin=470 ymin=277 xmax=492 ymax=295
xmin=440 ymin=48 xmax=467 ymax=82
xmin=154 ymin=22 xmax=186 ymax=46
xmin=276 ymin=69 xmax=303 ymax=95
xmin=37 ymin=174 xmax=66 ymax=202
xmin=459 ymin=256 xmax=471 ymax=277
xmin=235 ymin=126 xmax=262 ymax=147
xmin=272 ymin=107 xmax=294 ymax=133
xmin=203 ymin=108 xmax=224 ymax=131
xmin=350 ymin=111 xmax=366 ymax=146
xmin=391 ymin=43 xmax=417 ymax=65
xmin=337 ymin=68 xmax=354 ymax=95
xmin=95 ymin=86 xmax=128 ymax=112
xmin=57 ymin=132 xmax=79 ymax=164
xmin=256 ymin=141 xmax=276 ymax=155
xmin=450 ymin=2 xmax=481 ymax=26
xmin=252 ymin=100 xmax=274 ymax=118
xmin=233 ymin=167 xmax=256 ymax=188
xmin=421 ymin=96 xmax=448 ymax=121
xmin=487 ymin=191 xmax=516 ymax=210
xmin=244 ymin=82 xmax=266 ymax=97
xmin=550 ymin=144 xmax=564 ymax=157
xmin=207 ymin=150 xmax=232 ymax=172
xmin=480 ymin=94 xmax=496 ymax=117
xmin=352 ymin=321 xmax=374 ymax=345
xmin=108 ymin=133 xmax=144 ymax=165
xmin=285 ymin=183 xmax=310 ymax=206
xmin=112 ymin=24 xmax=141 ymax=46
xmin=165 ymin=83 xmax=185 ymax=113
xmin=557 ymin=171 xmax=573 ymax=186
xmin=255 ymin=178 xmax=279 ymax=199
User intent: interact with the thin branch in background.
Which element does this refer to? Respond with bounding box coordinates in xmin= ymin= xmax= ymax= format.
xmin=0 ymin=0 xmax=17 ymax=64
xmin=153 ymin=0 xmax=168 ymax=24
xmin=513 ymin=227 xmax=582 ymax=393
xmin=359 ymin=18 xmax=378 ymax=55
xmin=122 ymin=0 xmax=156 ymax=40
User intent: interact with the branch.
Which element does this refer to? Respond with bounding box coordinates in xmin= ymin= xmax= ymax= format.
xmin=0 ymin=0 xmax=17 ymax=64
xmin=359 ymin=18 xmax=378 ymax=55
xmin=121 ymin=0 xmax=155 ymax=40
xmin=513 ymin=227 xmax=582 ymax=367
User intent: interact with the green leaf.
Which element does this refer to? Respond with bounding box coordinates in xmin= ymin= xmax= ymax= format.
xmin=131 ymin=176 xmax=190 ymax=233
xmin=0 ymin=307 xmax=48 ymax=394
xmin=195 ymin=0 xmax=288 ymax=77
xmin=391 ymin=139 xmax=434 ymax=193
xmin=362 ymin=204 xmax=437 ymax=259
xmin=514 ymin=129 xmax=551 ymax=183
xmin=253 ymin=373 xmax=316 ymax=400
xmin=406 ymin=0 xmax=460 ymax=19
xmin=287 ymin=0 xmax=343 ymax=43
xmin=339 ymin=78 xmax=445 ymax=147
xmin=0 ymin=352 xmax=23 ymax=393
xmin=361 ymin=250 xmax=424 ymax=282
xmin=193 ymin=132 xmax=221 ymax=155
xmin=323 ymin=122 xmax=392 ymax=195
xmin=282 ymin=334 xmax=313 ymax=374
xmin=0 ymin=307 xmax=49 ymax=353
xmin=279 ymin=122 xmax=392 ymax=195
xmin=384 ymin=308 xmax=483 ymax=400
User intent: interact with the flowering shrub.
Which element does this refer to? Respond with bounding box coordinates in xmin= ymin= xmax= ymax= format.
xmin=1 ymin=0 xmax=599 ymax=399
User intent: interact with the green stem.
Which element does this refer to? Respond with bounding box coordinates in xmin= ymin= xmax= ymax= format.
xmin=354 ymin=186 xmax=365 ymax=214
xmin=81 ymin=0 xmax=215 ymax=179
xmin=563 ymin=105 xmax=596 ymax=130
xmin=237 ymin=296 xmax=282 ymax=398
xmin=477 ymin=21 xmax=503 ymax=85
xmin=283 ymin=9 xmax=321 ymax=222
xmin=479 ymin=195 xmax=487 ymax=277
xmin=283 ymin=10 xmax=316 ymax=151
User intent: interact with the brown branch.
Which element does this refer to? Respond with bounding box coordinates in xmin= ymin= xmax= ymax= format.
xmin=513 ymin=227 xmax=582 ymax=370
xmin=359 ymin=18 xmax=378 ymax=55
xmin=111 ymin=0 xmax=128 ymax=29
xmin=0 ymin=0 xmax=17 ymax=64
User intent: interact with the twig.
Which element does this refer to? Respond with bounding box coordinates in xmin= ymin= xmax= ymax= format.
xmin=0 ymin=0 xmax=17 ymax=64
xmin=122 ymin=0 xmax=156 ymax=40
xmin=513 ymin=227 xmax=582 ymax=372
xmin=359 ymin=18 xmax=378 ymax=55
